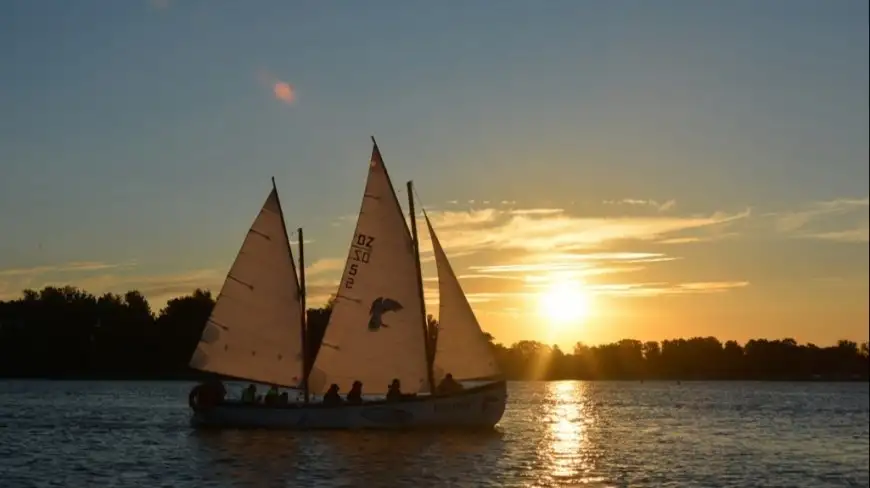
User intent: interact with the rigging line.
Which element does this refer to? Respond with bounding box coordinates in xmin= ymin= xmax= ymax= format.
xmin=411 ymin=185 xmax=431 ymax=222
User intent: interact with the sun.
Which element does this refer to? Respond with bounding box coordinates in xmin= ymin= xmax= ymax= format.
xmin=538 ymin=277 xmax=593 ymax=325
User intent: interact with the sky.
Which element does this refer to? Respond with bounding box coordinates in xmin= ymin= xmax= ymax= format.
xmin=1 ymin=0 xmax=867 ymax=349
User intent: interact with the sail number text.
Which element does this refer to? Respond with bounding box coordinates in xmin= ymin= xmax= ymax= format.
xmin=344 ymin=234 xmax=375 ymax=290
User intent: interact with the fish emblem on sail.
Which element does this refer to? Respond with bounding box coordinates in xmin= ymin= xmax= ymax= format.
xmin=367 ymin=297 xmax=403 ymax=331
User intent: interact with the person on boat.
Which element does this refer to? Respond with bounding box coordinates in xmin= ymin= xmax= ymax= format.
xmin=386 ymin=378 xmax=402 ymax=402
xmin=436 ymin=373 xmax=464 ymax=395
xmin=346 ymin=380 xmax=363 ymax=404
xmin=323 ymin=384 xmax=343 ymax=406
xmin=264 ymin=385 xmax=279 ymax=405
xmin=241 ymin=383 xmax=257 ymax=402
xmin=201 ymin=378 xmax=227 ymax=403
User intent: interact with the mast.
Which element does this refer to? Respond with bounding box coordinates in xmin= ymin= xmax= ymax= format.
xmin=407 ymin=179 xmax=437 ymax=396
xmin=297 ymin=227 xmax=310 ymax=404
xmin=271 ymin=177 xmax=309 ymax=402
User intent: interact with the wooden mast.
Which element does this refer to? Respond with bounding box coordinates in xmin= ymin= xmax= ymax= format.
xmin=407 ymin=179 xmax=437 ymax=396
xmin=271 ymin=177 xmax=309 ymax=403
xmin=297 ymin=226 xmax=309 ymax=404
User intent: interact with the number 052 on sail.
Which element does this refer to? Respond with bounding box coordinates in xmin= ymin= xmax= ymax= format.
xmin=186 ymin=138 xmax=507 ymax=429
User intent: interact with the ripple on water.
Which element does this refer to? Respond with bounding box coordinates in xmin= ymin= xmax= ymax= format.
xmin=0 ymin=380 xmax=867 ymax=487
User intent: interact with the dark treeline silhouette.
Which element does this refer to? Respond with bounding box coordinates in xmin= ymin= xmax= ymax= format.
xmin=0 ymin=286 xmax=867 ymax=381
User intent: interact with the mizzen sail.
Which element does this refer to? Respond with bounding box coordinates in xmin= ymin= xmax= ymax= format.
xmin=425 ymin=213 xmax=501 ymax=382
xmin=189 ymin=186 xmax=305 ymax=387
xmin=308 ymin=142 xmax=430 ymax=395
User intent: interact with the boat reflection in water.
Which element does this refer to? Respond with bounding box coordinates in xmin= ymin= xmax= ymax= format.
xmin=188 ymin=427 xmax=506 ymax=486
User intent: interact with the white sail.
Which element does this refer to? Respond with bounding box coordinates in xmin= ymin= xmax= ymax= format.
xmin=308 ymin=143 xmax=430 ymax=395
xmin=425 ymin=213 xmax=501 ymax=382
xmin=189 ymin=187 xmax=305 ymax=387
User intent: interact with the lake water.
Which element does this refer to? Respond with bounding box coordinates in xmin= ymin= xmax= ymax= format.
xmin=0 ymin=380 xmax=867 ymax=487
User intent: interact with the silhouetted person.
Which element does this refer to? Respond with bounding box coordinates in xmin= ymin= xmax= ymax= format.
xmin=323 ymin=384 xmax=343 ymax=406
xmin=241 ymin=383 xmax=257 ymax=402
xmin=346 ymin=380 xmax=363 ymax=404
xmin=278 ymin=392 xmax=289 ymax=405
xmin=202 ymin=378 xmax=227 ymax=403
xmin=265 ymin=385 xmax=279 ymax=405
xmin=436 ymin=373 xmax=463 ymax=395
xmin=386 ymin=378 xmax=402 ymax=401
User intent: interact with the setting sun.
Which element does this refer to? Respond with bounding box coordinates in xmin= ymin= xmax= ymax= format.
xmin=538 ymin=277 xmax=593 ymax=326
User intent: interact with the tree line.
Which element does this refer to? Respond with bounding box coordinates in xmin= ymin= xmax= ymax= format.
xmin=0 ymin=286 xmax=867 ymax=381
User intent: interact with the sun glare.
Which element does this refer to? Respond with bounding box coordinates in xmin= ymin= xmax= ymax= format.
xmin=538 ymin=277 xmax=593 ymax=326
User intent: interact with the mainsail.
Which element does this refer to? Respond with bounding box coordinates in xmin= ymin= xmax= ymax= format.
xmin=308 ymin=142 xmax=430 ymax=395
xmin=425 ymin=213 xmax=502 ymax=382
xmin=189 ymin=185 xmax=305 ymax=388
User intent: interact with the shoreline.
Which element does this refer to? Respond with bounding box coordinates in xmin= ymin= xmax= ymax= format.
xmin=1 ymin=375 xmax=866 ymax=383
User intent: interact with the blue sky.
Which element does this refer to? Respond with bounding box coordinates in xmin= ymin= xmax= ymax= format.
xmin=1 ymin=0 xmax=867 ymax=348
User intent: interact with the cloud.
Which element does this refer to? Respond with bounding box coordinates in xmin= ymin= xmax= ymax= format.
xmin=257 ymin=70 xmax=296 ymax=106
xmin=273 ymin=82 xmax=296 ymax=105
xmin=305 ymin=258 xmax=345 ymax=276
xmin=588 ymin=280 xmax=749 ymax=297
xmin=432 ymin=291 xmax=534 ymax=305
xmin=657 ymin=237 xmax=703 ymax=245
xmin=801 ymin=228 xmax=869 ymax=243
xmin=603 ymin=198 xmax=677 ymax=212
xmin=508 ymin=208 xmax=565 ymax=216
xmin=96 ymin=269 xmax=223 ymax=301
xmin=0 ymin=261 xmax=137 ymax=278
xmin=421 ymin=206 xmax=749 ymax=254
xmin=0 ymin=262 xmax=223 ymax=308
xmin=467 ymin=253 xmax=667 ymax=278
xmin=773 ymin=197 xmax=868 ymax=241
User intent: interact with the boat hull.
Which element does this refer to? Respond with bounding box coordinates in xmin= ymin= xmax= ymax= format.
xmin=190 ymin=381 xmax=507 ymax=430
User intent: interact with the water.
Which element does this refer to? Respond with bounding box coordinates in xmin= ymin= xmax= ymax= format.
xmin=0 ymin=381 xmax=867 ymax=487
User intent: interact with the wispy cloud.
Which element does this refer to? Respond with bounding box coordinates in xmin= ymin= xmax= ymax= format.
xmin=588 ymin=280 xmax=749 ymax=297
xmin=603 ymin=198 xmax=677 ymax=212
xmin=508 ymin=208 xmax=565 ymax=216
xmin=0 ymin=261 xmax=137 ymax=278
xmin=0 ymin=262 xmax=223 ymax=308
xmin=801 ymin=228 xmax=869 ymax=243
xmin=467 ymin=251 xmax=671 ymax=277
xmin=86 ymin=269 xmax=223 ymax=301
xmin=421 ymin=206 xmax=749 ymax=254
xmin=305 ymin=258 xmax=345 ymax=276
xmin=772 ymin=197 xmax=868 ymax=243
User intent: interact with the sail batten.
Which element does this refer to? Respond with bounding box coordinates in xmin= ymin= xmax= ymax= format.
xmin=188 ymin=188 xmax=305 ymax=388
xmin=425 ymin=212 xmax=502 ymax=383
xmin=308 ymin=142 xmax=430 ymax=395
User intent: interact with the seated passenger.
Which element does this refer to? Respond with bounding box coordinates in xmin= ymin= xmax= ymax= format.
xmin=264 ymin=385 xmax=279 ymax=405
xmin=277 ymin=392 xmax=289 ymax=405
xmin=241 ymin=383 xmax=257 ymax=402
xmin=323 ymin=384 xmax=343 ymax=406
xmin=436 ymin=373 xmax=464 ymax=395
xmin=346 ymin=380 xmax=363 ymax=405
xmin=386 ymin=378 xmax=402 ymax=402
xmin=200 ymin=379 xmax=227 ymax=404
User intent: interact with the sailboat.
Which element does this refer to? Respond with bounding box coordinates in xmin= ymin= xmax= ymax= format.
xmin=187 ymin=139 xmax=507 ymax=429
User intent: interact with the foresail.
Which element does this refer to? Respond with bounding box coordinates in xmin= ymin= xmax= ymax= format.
xmin=188 ymin=188 xmax=305 ymax=387
xmin=308 ymin=143 xmax=430 ymax=395
xmin=426 ymin=214 xmax=501 ymax=382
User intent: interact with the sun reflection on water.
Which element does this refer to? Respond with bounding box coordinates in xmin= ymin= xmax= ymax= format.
xmin=542 ymin=381 xmax=599 ymax=485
